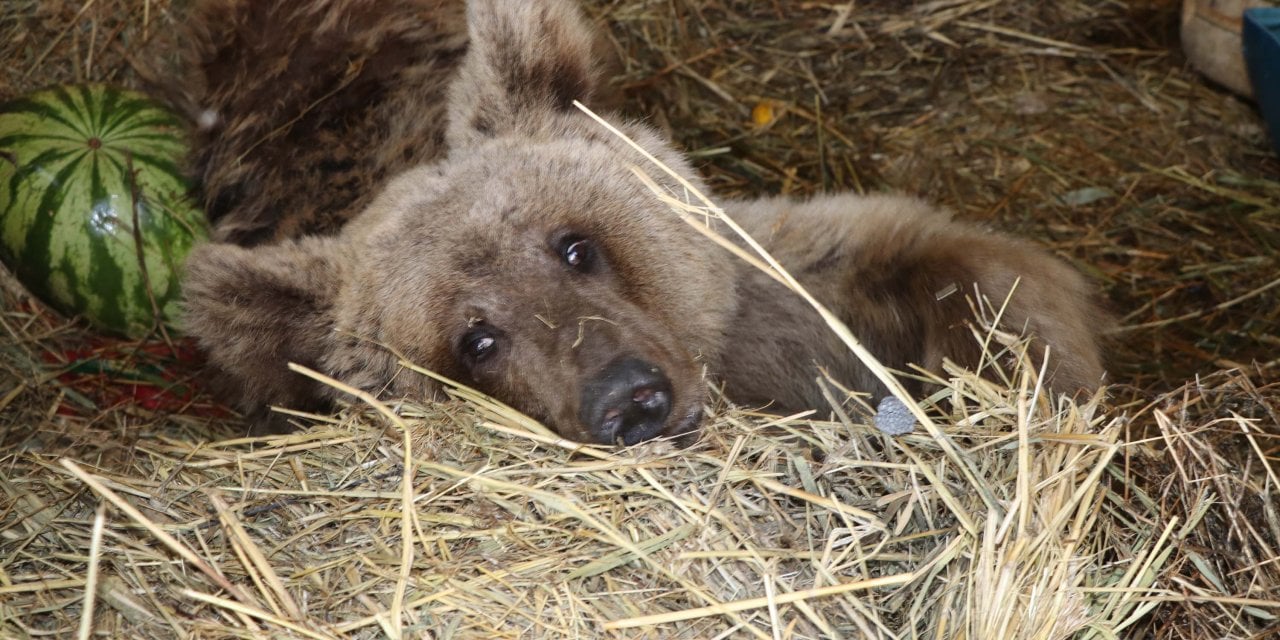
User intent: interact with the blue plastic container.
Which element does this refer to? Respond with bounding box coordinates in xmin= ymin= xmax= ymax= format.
xmin=1244 ymin=8 xmax=1280 ymax=155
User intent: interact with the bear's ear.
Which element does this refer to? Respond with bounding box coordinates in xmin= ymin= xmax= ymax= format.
xmin=182 ymin=237 xmax=352 ymax=433
xmin=446 ymin=0 xmax=603 ymax=148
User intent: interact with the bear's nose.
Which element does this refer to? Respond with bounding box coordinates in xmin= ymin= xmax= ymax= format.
xmin=579 ymin=357 xmax=674 ymax=445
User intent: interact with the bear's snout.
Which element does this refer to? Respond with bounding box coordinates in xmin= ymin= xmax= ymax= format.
xmin=579 ymin=357 xmax=674 ymax=445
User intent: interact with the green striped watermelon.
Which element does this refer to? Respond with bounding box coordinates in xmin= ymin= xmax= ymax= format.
xmin=0 ymin=84 xmax=208 ymax=338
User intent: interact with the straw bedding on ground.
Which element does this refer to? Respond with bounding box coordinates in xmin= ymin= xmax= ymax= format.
xmin=1 ymin=0 xmax=1277 ymax=638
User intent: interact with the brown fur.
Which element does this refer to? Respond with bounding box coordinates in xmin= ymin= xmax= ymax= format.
xmin=721 ymin=195 xmax=1105 ymax=411
xmin=172 ymin=0 xmax=467 ymax=245
xmin=178 ymin=0 xmax=1106 ymax=442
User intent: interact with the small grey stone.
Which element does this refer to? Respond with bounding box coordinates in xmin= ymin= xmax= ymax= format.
xmin=874 ymin=396 xmax=916 ymax=436
xmin=1058 ymin=186 xmax=1113 ymax=207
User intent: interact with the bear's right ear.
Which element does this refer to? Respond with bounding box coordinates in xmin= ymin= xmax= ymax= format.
xmin=182 ymin=237 xmax=351 ymax=433
xmin=446 ymin=0 xmax=604 ymax=148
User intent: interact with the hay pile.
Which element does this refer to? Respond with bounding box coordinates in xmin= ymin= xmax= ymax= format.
xmin=2 ymin=0 xmax=1277 ymax=638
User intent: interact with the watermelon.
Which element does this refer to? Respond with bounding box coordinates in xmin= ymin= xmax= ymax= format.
xmin=0 ymin=84 xmax=208 ymax=338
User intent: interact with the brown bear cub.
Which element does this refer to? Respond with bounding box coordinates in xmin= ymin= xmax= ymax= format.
xmin=177 ymin=0 xmax=1106 ymax=444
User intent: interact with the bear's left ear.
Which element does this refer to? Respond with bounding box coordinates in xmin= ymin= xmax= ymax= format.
xmin=446 ymin=0 xmax=604 ymax=148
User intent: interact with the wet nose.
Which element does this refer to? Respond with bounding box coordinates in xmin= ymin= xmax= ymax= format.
xmin=580 ymin=357 xmax=674 ymax=445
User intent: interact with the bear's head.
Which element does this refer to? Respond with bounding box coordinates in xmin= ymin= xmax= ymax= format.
xmin=183 ymin=0 xmax=739 ymax=444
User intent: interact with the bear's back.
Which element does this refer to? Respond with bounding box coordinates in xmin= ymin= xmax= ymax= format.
xmin=172 ymin=0 xmax=468 ymax=245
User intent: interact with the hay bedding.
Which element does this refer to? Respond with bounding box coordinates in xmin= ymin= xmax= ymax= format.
xmin=1 ymin=0 xmax=1278 ymax=638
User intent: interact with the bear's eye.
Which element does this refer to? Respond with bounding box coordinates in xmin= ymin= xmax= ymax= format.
xmin=559 ymin=235 xmax=594 ymax=271
xmin=461 ymin=327 xmax=499 ymax=364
